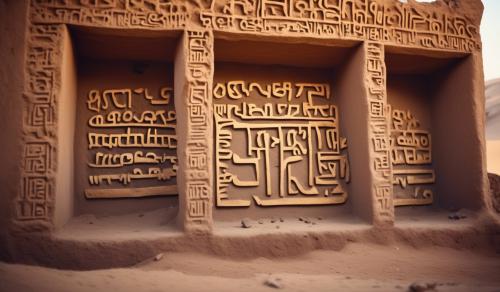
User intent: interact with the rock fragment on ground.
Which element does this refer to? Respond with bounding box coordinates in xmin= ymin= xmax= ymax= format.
xmin=448 ymin=209 xmax=468 ymax=220
xmin=154 ymin=253 xmax=163 ymax=261
xmin=241 ymin=218 xmax=252 ymax=228
xmin=408 ymin=282 xmax=437 ymax=292
xmin=264 ymin=276 xmax=283 ymax=289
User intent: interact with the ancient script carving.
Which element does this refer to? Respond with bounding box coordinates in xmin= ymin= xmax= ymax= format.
xmin=30 ymin=1 xmax=480 ymax=53
xmin=17 ymin=24 xmax=62 ymax=222
xmin=390 ymin=108 xmax=435 ymax=206
xmin=31 ymin=0 xmax=190 ymax=30
xmin=366 ymin=42 xmax=394 ymax=221
xmin=199 ymin=0 xmax=480 ymax=53
xmin=183 ymin=30 xmax=214 ymax=228
xmin=85 ymin=86 xmax=178 ymax=199
xmin=214 ymin=81 xmax=350 ymax=207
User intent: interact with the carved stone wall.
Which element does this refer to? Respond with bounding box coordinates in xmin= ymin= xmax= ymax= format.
xmin=12 ymin=0 xmax=486 ymax=232
xmin=18 ymin=24 xmax=63 ymax=229
xmin=200 ymin=0 xmax=480 ymax=52
xmin=364 ymin=42 xmax=394 ymax=224
xmin=30 ymin=0 xmax=481 ymax=53
xmin=176 ymin=29 xmax=214 ymax=232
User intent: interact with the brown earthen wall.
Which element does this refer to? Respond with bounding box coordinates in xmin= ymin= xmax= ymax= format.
xmin=55 ymin=26 xmax=77 ymax=228
xmin=433 ymin=53 xmax=487 ymax=210
xmin=334 ymin=44 xmax=374 ymax=223
xmin=0 ymin=0 xmax=28 ymax=254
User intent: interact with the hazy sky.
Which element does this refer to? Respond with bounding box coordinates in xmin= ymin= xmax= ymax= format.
xmin=482 ymin=0 xmax=500 ymax=81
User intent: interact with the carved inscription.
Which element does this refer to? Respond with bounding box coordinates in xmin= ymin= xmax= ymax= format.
xmin=200 ymin=0 xmax=480 ymax=53
xmin=182 ymin=30 xmax=214 ymax=228
xmin=31 ymin=0 xmax=190 ymax=30
xmin=30 ymin=1 xmax=480 ymax=53
xmin=19 ymin=0 xmax=478 ymax=228
xmin=85 ymin=86 xmax=178 ymax=199
xmin=390 ymin=108 xmax=435 ymax=206
xmin=214 ymin=81 xmax=350 ymax=207
xmin=366 ymin=42 xmax=394 ymax=221
xmin=17 ymin=24 xmax=62 ymax=222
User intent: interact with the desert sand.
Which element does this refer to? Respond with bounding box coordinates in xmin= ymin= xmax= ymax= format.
xmin=1 ymin=242 xmax=499 ymax=292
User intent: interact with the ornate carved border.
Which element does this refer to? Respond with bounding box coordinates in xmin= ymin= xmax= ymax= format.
xmin=17 ymin=23 xmax=63 ymax=228
xmin=365 ymin=42 xmax=394 ymax=224
xmin=30 ymin=0 xmax=190 ymax=30
xmin=31 ymin=1 xmax=480 ymax=53
xmin=200 ymin=0 xmax=480 ymax=53
xmin=180 ymin=29 xmax=214 ymax=232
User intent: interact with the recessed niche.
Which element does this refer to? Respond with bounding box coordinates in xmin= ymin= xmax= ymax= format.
xmin=212 ymin=36 xmax=370 ymax=223
xmin=56 ymin=27 xmax=182 ymax=228
xmin=385 ymin=47 xmax=484 ymax=218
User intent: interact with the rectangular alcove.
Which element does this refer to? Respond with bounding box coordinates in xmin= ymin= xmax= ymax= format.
xmin=385 ymin=47 xmax=485 ymax=221
xmin=212 ymin=35 xmax=373 ymax=227
xmin=54 ymin=26 xmax=183 ymax=234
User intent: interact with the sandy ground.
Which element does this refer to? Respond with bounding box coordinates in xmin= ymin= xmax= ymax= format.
xmin=1 ymin=243 xmax=499 ymax=292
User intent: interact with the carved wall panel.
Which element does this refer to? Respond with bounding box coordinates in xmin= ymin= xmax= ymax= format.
xmin=213 ymin=79 xmax=350 ymax=208
xmin=71 ymin=60 xmax=179 ymax=216
xmin=14 ymin=0 xmax=483 ymax=229
xmin=30 ymin=1 xmax=480 ymax=53
xmin=84 ymin=84 xmax=177 ymax=199
xmin=390 ymin=108 xmax=435 ymax=206
xmin=200 ymin=0 xmax=480 ymax=53
xmin=30 ymin=0 xmax=190 ymax=30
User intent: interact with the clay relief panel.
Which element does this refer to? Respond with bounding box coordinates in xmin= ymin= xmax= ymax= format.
xmin=30 ymin=0 xmax=480 ymax=53
xmin=199 ymin=0 xmax=480 ymax=52
xmin=31 ymin=0 xmax=190 ymax=29
xmin=84 ymin=85 xmax=178 ymax=199
xmin=214 ymin=81 xmax=350 ymax=207
xmin=390 ymin=108 xmax=435 ymax=206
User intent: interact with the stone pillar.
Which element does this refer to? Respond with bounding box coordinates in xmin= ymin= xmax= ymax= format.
xmin=364 ymin=42 xmax=395 ymax=226
xmin=15 ymin=24 xmax=64 ymax=232
xmin=175 ymin=29 xmax=214 ymax=233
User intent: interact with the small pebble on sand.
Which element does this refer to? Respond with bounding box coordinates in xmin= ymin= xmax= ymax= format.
xmin=264 ymin=277 xmax=283 ymax=289
xmin=154 ymin=253 xmax=164 ymax=261
xmin=241 ymin=218 xmax=252 ymax=228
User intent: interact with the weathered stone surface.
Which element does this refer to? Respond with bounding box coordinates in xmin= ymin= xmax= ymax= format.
xmin=241 ymin=218 xmax=252 ymax=229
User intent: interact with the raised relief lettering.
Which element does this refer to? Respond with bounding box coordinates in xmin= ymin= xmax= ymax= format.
xmin=85 ymin=86 xmax=178 ymax=199
xmin=214 ymin=81 xmax=350 ymax=207
xmin=390 ymin=108 xmax=435 ymax=206
xmin=198 ymin=0 xmax=480 ymax=53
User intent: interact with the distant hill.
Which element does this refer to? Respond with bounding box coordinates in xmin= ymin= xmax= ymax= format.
xmin=486 ymin=78 xmax=500 ymax=139
xmin=486 ymin=78 xmax=500 ymax=174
